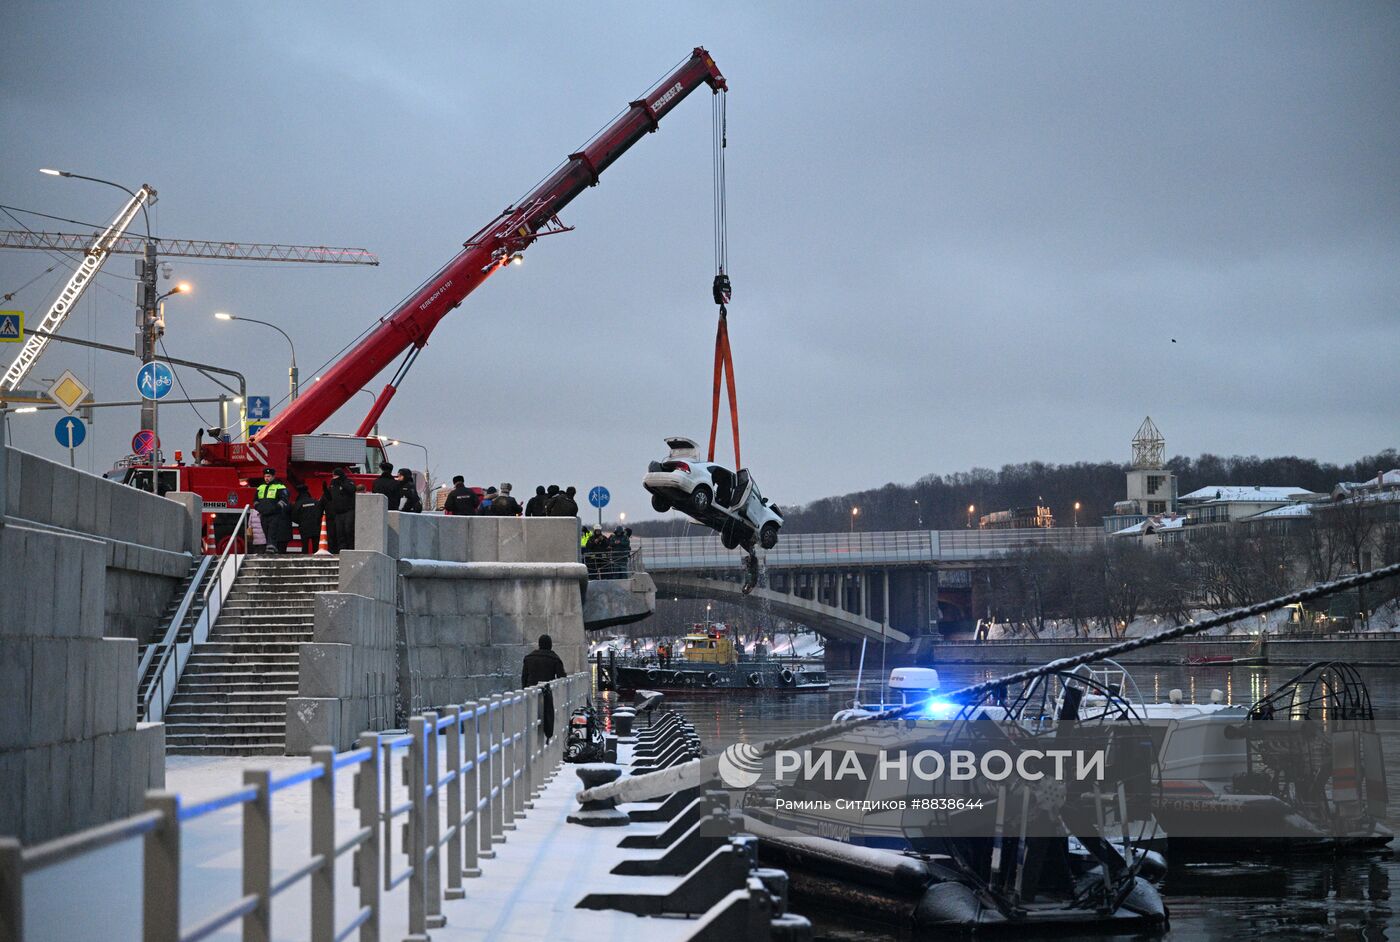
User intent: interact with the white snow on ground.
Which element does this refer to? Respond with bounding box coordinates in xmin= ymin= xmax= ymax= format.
xmin=979 ymin=602 xmax=1400 ymax=641
xmin=590 ymin=629 xmax=824 ymax=659
xmin=24 ymin=748 xmax=703 ymax=942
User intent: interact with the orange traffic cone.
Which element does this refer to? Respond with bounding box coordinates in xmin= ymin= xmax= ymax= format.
xmin=314 ymin=516 xmax=331 ymax=556
xmin=202 ymin=515 xmax=216 ymax=555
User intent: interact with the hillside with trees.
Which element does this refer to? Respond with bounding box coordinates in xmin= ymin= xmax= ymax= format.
xmin=630 ymin=449 xmax=1399 ymax=535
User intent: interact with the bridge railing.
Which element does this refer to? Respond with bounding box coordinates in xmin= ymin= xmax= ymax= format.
xmin=0 ymin=672 xmax=588 ymax=942
xmin=637 ymin=527 xmax=1104 ymax=570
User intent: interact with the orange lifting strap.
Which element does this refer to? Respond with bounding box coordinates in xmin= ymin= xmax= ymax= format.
xmin=707 ymin=304 xmax=740 ymax=469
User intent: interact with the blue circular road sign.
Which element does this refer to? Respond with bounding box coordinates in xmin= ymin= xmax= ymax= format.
xmin=588 ymin=486 xmax=611 ymax=509
xmin=136 ymin=361 xmax=175 ymax=401
xmin=54 ymin=416 xmax=86 ymax=448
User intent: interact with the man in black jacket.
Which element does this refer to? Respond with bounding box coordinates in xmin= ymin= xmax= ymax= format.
xmin=293 ymin=485 xmax=323 ymax=554
xmin=443 ymin=476 xmax=478 ymax=515
xmin=371 ymin=461 xmax=400 ymax=509
xmin=323 ymin=467 xmax=357 ymax=553
xmin=491 ymin=482 xmax=521 ymax=516
xmin=396 ymin=469 xmax=423 ymax=513
xmin=521 ymin=634 xmax=567 ymax=739
xmin=524 ymin=485 xmax=548 ymax=517
xmin=548 ymin=485 xmax=579 ymax=518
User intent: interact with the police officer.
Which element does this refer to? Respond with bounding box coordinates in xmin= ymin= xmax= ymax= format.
xmin=371 ymin=461 xmax=400 ymax=509
xmin=397 ymin=468 xmax=423 ymax=513
xmin=324 ymin=467 xmax=357 ymax=553
xmin=443 ymin=475 xmax=478 ymax=515
xmin=254 ymin=467 xmax=293 ymax=554
xmin=293 ymin=483 xmax=323 ymax=554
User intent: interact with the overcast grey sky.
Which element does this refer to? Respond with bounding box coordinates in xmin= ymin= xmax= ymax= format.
xmin=2 ymin=1 xmax=1396 ymax=522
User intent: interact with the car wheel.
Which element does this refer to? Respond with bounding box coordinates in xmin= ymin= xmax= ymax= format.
xmin=651 ymin=495 xmax=671 ymax=513
xmin=759 ymin=522 xmax=779 ymax=550
xmin=720 ymin=529 xmax=739 ymax=550
xmin=690 ymin=485 xmax=712 ymax=514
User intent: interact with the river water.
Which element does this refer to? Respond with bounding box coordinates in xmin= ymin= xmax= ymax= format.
xmin=612 ymin=664 xmax=1398 ymax=941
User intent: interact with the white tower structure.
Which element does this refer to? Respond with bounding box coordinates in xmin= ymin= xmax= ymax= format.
xmin=1120 ymin=417 xmax=1176 ymax=515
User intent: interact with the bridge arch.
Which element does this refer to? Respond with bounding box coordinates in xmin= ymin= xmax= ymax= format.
xmin=651 ymin=573 xmax=910 ymax=646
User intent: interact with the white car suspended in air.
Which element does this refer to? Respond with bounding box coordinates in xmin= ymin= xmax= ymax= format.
xmin=643 ymin=436 xmax=784 ymax=550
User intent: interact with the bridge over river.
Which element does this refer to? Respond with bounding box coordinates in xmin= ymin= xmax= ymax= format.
xmin=636 ymin=527 xmax=1104 ymax=649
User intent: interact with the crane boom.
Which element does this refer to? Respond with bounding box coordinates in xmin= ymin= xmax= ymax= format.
xmin=1 ymin=186 xmax=154 ymax=393
xmin=252 ymin=46 xmax=726 ymax=448
xmin=0 ymin=230 xmax=378 ymax=264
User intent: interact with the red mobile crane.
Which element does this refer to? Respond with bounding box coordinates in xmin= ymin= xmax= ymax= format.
xmin=131 ymin=48 xmax=726 ymax=521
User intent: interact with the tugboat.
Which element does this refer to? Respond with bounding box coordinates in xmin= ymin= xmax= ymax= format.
xmin=597 ymin=626 xmax=828 ymax=693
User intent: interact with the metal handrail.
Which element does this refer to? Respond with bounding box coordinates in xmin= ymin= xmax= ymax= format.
xmin=140 ymin=504 xmax=251 ymax=723
xmin=136 ymin=554 xmax=214 ymax=708
xmin=1 ymin=670 xmax=587 ymax=942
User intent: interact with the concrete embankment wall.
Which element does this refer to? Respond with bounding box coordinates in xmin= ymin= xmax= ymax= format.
xmin=1 ymin=442 xmax=182 ymax=843
xmin=5 ymin=447 xmax=194 ymax=644
xmin=287 ymin=494 xmax=586 ymax=752
xmin=918 ymin=637 xmax=1400 ymax=667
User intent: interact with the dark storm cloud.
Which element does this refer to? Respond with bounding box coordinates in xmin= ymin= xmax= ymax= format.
xmin=1 ymin=1 xmax=1395 ymax=520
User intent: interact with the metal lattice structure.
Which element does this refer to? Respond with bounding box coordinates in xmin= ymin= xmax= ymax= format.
xmin=1131 ymin=416 xmax=1165 ymax=470
xmin=0 ymin=229 xmax=378 ymax=265
xmin=1 ymin=189 xmax=154 ymax=392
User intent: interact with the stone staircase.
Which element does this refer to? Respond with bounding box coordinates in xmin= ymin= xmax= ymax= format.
xmin=163 ymin=555 xmax=339 ymax=755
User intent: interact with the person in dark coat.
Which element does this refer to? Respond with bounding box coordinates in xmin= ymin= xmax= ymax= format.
xmin=542 ymin=484 xmax=560 ymax=515
xmin=548 ymin=485 xmax=578 ymax=518
xmin=396 ymin=469 xmax=423 ymax=513
xmin=293 ymin=484 xmax=323 ymax=554
xmin=521 ymin=634 xmax=567 ymax=739
xmin=524 ymin=485 xmax=548 ymax=517
xmin=479 ymin=486 xmax=497 ymax=515
xmin=490 ymin=482 xmax=521 ymax=516
xmin=443 ymin=475 xmax=478 ymax=515
xmin=324 ymin=467 xmax=357 ymax=553
xmin=371 ymin=461 xmax=400 ymax=509
xmin=254 ymin=468 xmax=293 ymax=553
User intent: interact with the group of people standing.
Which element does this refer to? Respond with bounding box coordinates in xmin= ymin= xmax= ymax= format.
xmin=249 ymin=466 xmax=596 ymax=557
xmin=439 ymin=481 xmax=582 ymax=518
xmin=251 ymin=465 xmax=359 ymax=555
xmin=370 ymin=462 xmax=424 ymax=513
xmin=581 ymin=525 xmax=633 ymax=578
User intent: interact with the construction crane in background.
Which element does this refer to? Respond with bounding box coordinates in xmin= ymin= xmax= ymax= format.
xmin=1 ymin=186 xmax=154 ymax=394
xmin=0 ymin=230 xmax=379 ymax=266
xmin=0 ymin=193 xmax=378 ymax=457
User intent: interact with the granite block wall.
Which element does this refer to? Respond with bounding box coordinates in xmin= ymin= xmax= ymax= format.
xmin=0 ymin=441 xmax=169 ymax=844
xmin=285 ymin=494 xmax=586 ymax=753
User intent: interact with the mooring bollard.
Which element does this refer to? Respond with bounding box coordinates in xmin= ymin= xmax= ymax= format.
xmin=613 ymin=708 xmax=636 ymax=739
xmin=567 ymin=764 xmax=631 ymax=827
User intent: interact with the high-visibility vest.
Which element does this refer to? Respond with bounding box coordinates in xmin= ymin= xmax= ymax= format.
xmin=257 ymin=481 xmax=287 ymax=501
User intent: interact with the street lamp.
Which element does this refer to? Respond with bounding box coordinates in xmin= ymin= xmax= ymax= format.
xmin=967 ymin=504 xmax=976 ymax=529
xmin=850 ymin=506 xmax=860 ymax=533
xmin=387 ymin=437 xmax=430 ymax=475
xmin=913 ymin=498 xmax=922 ymax=528
xmin=215 ymin=312 xmax=299 ymax=400
xmin=41 ymin=168 xmax=161 ymax=440
xmin=1074 ymin=501 xmax=1081 ymax=528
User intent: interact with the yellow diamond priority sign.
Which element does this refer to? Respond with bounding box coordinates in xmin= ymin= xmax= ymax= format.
xmin=47 ymin=369 xmax=91 ymax=416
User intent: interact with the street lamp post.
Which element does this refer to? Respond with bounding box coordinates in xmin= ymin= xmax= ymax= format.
xmin=1074 ymin=501 xmax=1081 ymax=528
xmin=387 ymin=438 xmax=431 ymax=495
xmin=40 ymin=169 xmax=166 ymax=437
xmin=147 ymin=282 xmax=191 ymax=472
xmin=967 ymin=504 xmax=976 ymax=529
xmin=215 ymin=313 xmax=299 ymax=400
xmin=850 ymin=506 xmax=860 ymax=533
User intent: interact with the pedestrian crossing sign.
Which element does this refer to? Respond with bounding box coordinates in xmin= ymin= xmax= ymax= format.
xmin=0 ymin=311 xmax=22 ymax=342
